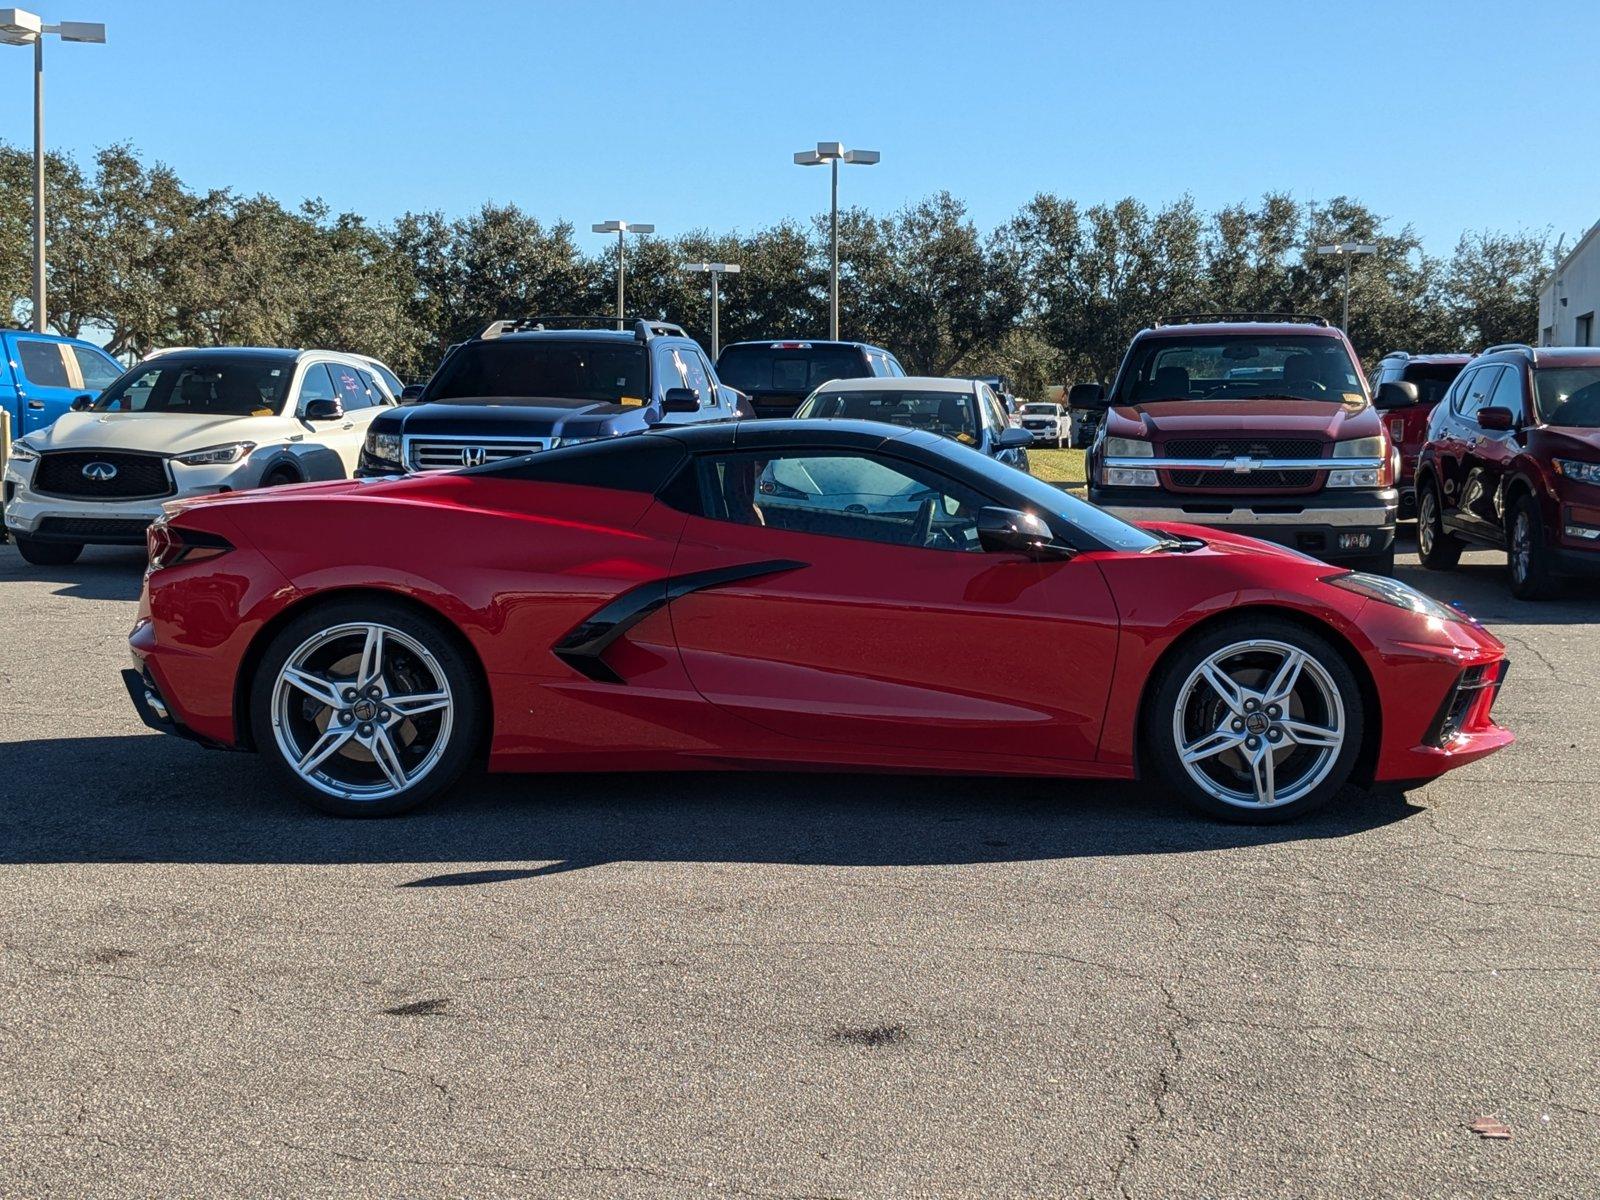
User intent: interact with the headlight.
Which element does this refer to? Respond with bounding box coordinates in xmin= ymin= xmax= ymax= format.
xmin=174 ymin=441 xmax=256 ymax=466
xmin=364 ymin=431 xmax=403 ymax=465
xmin=1099 ymin=465 xmax=1159 ymax=487
xmin=1324 ymin=571 xmax=1463 ymax=623
xmin=1104 ymin=436 xmax=1154 ymax=458
xmin=7 ymin=437 xmax=40 ymax=462
xmin=1553 ymin=457 xmax=1600 ymax=485
xmin=1332 ymin=437 xmax=1385 ymax=458
xmin=1327 ymin=467 xmax=1383 ymax=488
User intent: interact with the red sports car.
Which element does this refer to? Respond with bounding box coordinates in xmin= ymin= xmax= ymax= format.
xmin=124 ymin=420 xmax=1511 ymax=823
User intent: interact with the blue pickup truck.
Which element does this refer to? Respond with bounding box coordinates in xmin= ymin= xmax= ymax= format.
xmin=2 ymin=329 xmax=126 ymax=441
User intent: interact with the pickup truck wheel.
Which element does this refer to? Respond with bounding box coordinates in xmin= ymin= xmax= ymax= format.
xmin=250 ymin=599 xmax=483 ymax=817
xmin=1147 ymin=617 xmax=1362 ymax=824
xmin=1507 ymin=494 xmax=1560 ymax=601
xmin=1417 ymin=481 xmax=1463 ymax=570
xmin=13 ymin=535 xmax=83 ymax=566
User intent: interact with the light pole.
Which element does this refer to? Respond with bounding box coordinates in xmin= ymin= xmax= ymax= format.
xmin=591 ymin=219 xmax=654 ymax=326
xmin=1 ymin=9 xmax=106 ymax=334
xmin=680 ymin=262 xmax=740 ymax=358
xmin=1315 ymin=242 xmax=1378 ymax=332
xmin=794 ymin=141 xmax=879 ymax=340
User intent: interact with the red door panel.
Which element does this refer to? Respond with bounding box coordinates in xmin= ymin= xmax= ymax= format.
xmin=667 ymin=515 xmax=1121 ymax=761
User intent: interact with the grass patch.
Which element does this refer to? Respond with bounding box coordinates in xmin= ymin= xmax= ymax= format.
xmin=1030 ymin=447 xmax=1086 ymax=489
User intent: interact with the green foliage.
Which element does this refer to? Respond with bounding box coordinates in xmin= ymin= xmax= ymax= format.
xmin=0 ymin=141 xmax=1562 ymax=386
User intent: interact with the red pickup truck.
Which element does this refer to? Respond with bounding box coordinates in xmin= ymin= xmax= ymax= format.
xmin=1076 ymin=315 xmax=1412 ymax=573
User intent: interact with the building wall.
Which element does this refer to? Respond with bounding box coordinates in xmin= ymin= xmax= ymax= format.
xmin=1540 ymin=221 xmax=1600 ymax=346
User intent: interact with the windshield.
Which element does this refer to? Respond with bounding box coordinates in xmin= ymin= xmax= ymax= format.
xmin=1534 ymin=367 xmax=1600 ymax=427
xmin=426 ymin=339 xmax=649 ymax=404
xmin=1021 ymin=404 xmax=1057 ymax=415
xmin=797 ymin=389 xmax=977 ymax=439
xmin=1115 ymin=335 xmax=1366 ymax=405
xmin=716 ymin=346 xmax=867 ymax=394
xmin=93 ymin=356 xmax=293 ymax=416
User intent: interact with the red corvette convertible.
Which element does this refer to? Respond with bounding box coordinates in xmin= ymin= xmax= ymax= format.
xmin=124 ymin=420 xmax=1511 ymax=822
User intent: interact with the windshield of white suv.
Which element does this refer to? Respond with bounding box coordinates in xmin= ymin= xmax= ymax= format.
xmin=1115 ymin=335 xmax=1366 ymax=405
xmin=1021 ymin=404 xmax=1058 ymax=414
xmin=427 ymin=339 xmax=649 ymax=404
xmin=1534 ymin=368 xmax=1600 ymax=427
xmin=797 ymin=389 xmax=978 ymax=440
xmin=93 ymin=355 xmax=294 ymax=416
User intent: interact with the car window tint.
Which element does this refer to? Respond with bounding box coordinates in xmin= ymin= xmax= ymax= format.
xmin=16 ymin=340 xmax=69 ymax=387
xmin=299 ymin=363 xmax=338 ymax=404
xmin=71 ymin=346 xmax=123 ymax=389
xmin=675 ymin=347 xmax=711 ymax=400
xmin=693 ymin=449 xmax=991 ymax=552
xmin=91 ymin=356 xmax=292 ymax=414
xmin=1487 ymin=364 xmax=1524 ymax=417
xmin=329 ymin=362 xmax=371 ymax=409
xmin=656 ymin=347 xmax=688 ymax=395
xmin=1456 ymin=366 xmax=1499 ymax=417
xmin=1401 ymin=362 xmax=1464 ymax=405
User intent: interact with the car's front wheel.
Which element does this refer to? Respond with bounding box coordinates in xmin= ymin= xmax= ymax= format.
xmin=13 ymin=535 xmax=83 ymax=566
xmin=249 ymin=599 xmax=483 ymax=816
xmin=1417 ymin=480 xmax=1462 ymax=570
xmin=1507 ymin=493 xmax=1559 ymax=601
xmin=1147 ymin=617 xmax=1364 ymax=823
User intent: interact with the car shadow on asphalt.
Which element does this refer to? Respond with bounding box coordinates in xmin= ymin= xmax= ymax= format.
xmin=0 ymin=734 xmax=1427 ymax=878
xmin=0 ymin=544 xmax=146 ymax=602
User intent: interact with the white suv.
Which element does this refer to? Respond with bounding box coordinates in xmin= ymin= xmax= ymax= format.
xmin=4 ymin=347 xmax=399 ymax=565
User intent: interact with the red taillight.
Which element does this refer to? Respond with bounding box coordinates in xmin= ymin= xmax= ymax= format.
xmin=1388 ymin=417 xmax=1406 ymax=441
xmin=770 ymin=341 xmax=812 ymax=350
xmin=146 ymin=521 xmax=233 ymax=571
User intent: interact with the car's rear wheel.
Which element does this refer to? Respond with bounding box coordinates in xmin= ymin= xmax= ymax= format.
xmin=1507 ymin=493 xmax=1559 ymax=601
xmin=13 ymin=535 xmax=83 ymax=566
xmin=1417 ymin=480 xmax=1462 ymax=570
xmin=249 ymin=599 xmax=482 ymax=816
xmin=261 ymin=465 xmax=300 ymax=487
xmin=1147 ymin=617 xmax=1363 ymax=823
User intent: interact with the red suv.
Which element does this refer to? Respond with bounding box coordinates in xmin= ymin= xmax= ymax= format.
xmin=1367 ymin=351 xmax=1470 ymax=519
xmin=1416 ymin=344 xmax=1600 ymax=599
xmin=1076 ymin=315 xmax=1411 ymax=573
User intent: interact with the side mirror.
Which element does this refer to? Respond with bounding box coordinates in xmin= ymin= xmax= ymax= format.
xmin=994 ymin=427 xmax=1034 ymax=450
xmin=70 ymin=394 xmax=95 ymax=412
xmin=1477 ymin=405 xmax=1515 ymax=432
xmin=1067 ymin=382 xmax=1107 ymax=410
xmin=398 ymin=383 xmax=426 ymax=403
xmin=303 ymin=397 xmax=344 ymax=422
xmin=661 ymin=387 xmax=700 ymax=414
xmin=1374 ymin=380 xmax=1419 ymax=409
xmin=976 ymin=506 xmax=1074 ymax=560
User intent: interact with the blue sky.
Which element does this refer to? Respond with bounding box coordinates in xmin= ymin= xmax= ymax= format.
xmin=3 ymin=0 xmax=1595 ymax=255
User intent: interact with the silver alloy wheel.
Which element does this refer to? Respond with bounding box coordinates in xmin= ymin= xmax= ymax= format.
xmin=1511 ymin=511 xmax=1532 ymax=584
xmin=271 ymin=622 xmax=454 ymax=802
xmin=1420 ymin=490 xmax=1437 ymax=557
xmin=1172 ymin=638 xmax=1346 ymax=809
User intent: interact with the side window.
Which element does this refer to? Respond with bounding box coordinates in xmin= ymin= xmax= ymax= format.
xmin=655 ymin=347 xmax=688 ymax=396
xmin=1488 ymin=364 xmax=1525 ymax=418
xmin=691 ymin=450 xmax=992 ymax=553
xmin=16 ymin=340 xmax=70 ymax=387
xmin=357 ymin=367 xmax=391 ymax=406
xmin=298 ymin=363 xmax=338 ymax=406
xmin=977 ymin=386 xmax=1005 ymax=438
xmin=1452 ymin=367 xmax=1493 ymax=417
xmin=329 ymin=362 xmax=371 ymax=409
xmin=71 ymin=346 xmax=123 ymax=390
xmin=674 ymin=347 xmax=711 ymax=402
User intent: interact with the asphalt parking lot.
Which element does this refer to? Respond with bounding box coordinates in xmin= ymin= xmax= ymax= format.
xmin=1 ymin=536 xmax=1596 ymax=1199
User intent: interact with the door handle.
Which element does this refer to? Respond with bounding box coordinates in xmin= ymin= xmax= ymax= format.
xmin=26 ymin=400 xmax=43 ymax=410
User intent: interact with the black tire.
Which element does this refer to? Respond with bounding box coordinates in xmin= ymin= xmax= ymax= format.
xmin=1506 ymin=492 xmax=1560 ymax=601
xmin=13 ymin=535 xmax=83 ymax=566
xmin=248 ymin=597 xmax=484 ymax=817
xmin=260 ymin=466 xmax=300 ymax=487
xmin=1416 ymin=479 xmax=1463 ymax=570
xmin=1145 ymin=615 xmax=1365 ymax=824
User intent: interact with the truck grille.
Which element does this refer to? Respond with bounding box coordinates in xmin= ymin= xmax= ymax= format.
xmin=405 ymin=437 xmax=549 ymax=472
xmin=1161 ymin=437 xmax=1324 ymax=493
xmin=32 ymin=451 xmax=173 ymax=500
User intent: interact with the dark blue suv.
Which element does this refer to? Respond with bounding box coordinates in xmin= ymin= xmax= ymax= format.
xmin=359 ymin=317 xmax=741 ymax=474
xmin=715 ymin=339 xmax=905 ymax=418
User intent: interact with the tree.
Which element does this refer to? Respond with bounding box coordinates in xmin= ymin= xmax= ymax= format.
xmin=1443 ymin=230 xmax=1556 ymax=350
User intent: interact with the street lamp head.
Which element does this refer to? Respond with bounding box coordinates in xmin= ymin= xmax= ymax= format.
xmin=0 ymin=8 xmax=41 ymax=43
xmin=681 ymin=263 xmax=740 ymax=274
xmin=793 ymin=150 xmax=824 ymax=166
xmin=630 ymin=223 xmax=655 ymax=235
xmin=593 ymin=221 xmax=624 ymax=233
xmin=816 ymin=141 xmax=844 ymax=158
xmin=1316 ymin=242 xmax=1378 ymax=257
xmin=54 ymin=19 xmax=105 ymax=42
xmin=842 ymin=149 xmax=880 ymax=166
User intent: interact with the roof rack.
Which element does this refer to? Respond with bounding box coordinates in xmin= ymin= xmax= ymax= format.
xmin=476 ymin=315 xmax=689 ymax=342
xmin=1380 ymin=349 xmax=1410 ymax=360
xmin=1157 ymin=312 xmax=1331 ymax=328
xmin=1484 ymin=342 xmax=1535 ymax=356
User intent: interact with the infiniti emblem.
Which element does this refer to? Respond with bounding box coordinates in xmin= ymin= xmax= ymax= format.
xmin=82 ymin=461 xmax=118 ymax=481
xmin=460 ymin=447 xmax=487 ymax=468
